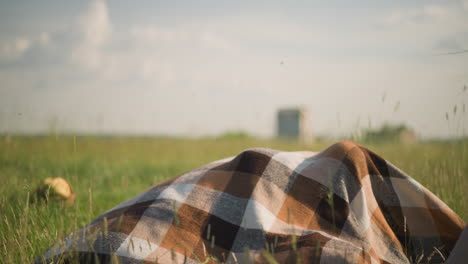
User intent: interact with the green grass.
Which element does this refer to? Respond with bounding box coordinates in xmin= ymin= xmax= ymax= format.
xmin=0 ymin=136 xmax=466 ymax=263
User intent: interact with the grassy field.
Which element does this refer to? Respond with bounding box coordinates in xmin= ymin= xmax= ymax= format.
xmin=0 ymin=136 xmax=466 ymax=263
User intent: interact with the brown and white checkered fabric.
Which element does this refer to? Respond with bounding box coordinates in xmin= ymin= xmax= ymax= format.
xmin=37 ymin=141 xmax=465 ymax=263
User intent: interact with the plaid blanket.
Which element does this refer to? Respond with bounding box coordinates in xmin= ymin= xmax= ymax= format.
xmin=37 ymin=141 xmax=465 ymax=263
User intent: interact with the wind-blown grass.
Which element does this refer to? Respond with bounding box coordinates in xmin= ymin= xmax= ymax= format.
xmin=0 ymin=136 xmax=466 ymax=263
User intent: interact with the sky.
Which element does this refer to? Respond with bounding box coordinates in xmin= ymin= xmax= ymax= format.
xmin=0 ymin=0 xmax=467 ymax=139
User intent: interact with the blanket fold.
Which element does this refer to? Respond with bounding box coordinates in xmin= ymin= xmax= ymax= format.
xmin=37 ymin=141 xmax=465 ymax=264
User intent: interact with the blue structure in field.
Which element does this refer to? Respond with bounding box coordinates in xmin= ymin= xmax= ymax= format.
xmin=277 ymin=108 xmax=312 ymax=142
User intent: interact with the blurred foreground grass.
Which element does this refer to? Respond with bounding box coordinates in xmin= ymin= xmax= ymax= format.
xmin=0 ymin=136 xmax=466 ymax=262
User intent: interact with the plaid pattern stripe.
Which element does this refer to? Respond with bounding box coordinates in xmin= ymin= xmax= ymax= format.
xmin=37 ymin=141 xmax=465 ymax=264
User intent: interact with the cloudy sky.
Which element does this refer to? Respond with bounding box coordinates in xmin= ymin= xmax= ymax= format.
xmin=0 ymin=0 xmax=467 ymax=138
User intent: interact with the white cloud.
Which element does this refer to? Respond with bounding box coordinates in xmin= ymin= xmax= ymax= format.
xmin=71 ymin=0 xmax=112 ymax=70
xmin=14 ymin=38 xmax=30 ymax=54
xmin=0 ymin=32 xmax=54 ymax=62
xmin=379 ymin=1 xmax=468 ymax=53
xmin=0 ymin=37 xmax=31 ymax=59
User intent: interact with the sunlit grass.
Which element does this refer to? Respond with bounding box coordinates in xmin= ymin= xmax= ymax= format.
xmin=0 ymin=136 xmax=466 ymax=262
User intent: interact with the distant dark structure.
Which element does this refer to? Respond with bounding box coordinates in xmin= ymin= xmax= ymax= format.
xmin=363 ymin=124 xmax=417 ymax=144
xmin=277 ymin=108 xmax=313 ymax=142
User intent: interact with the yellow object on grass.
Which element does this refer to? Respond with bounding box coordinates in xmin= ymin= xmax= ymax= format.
xmin=36 ymin=177 xmax=75 ymax=205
